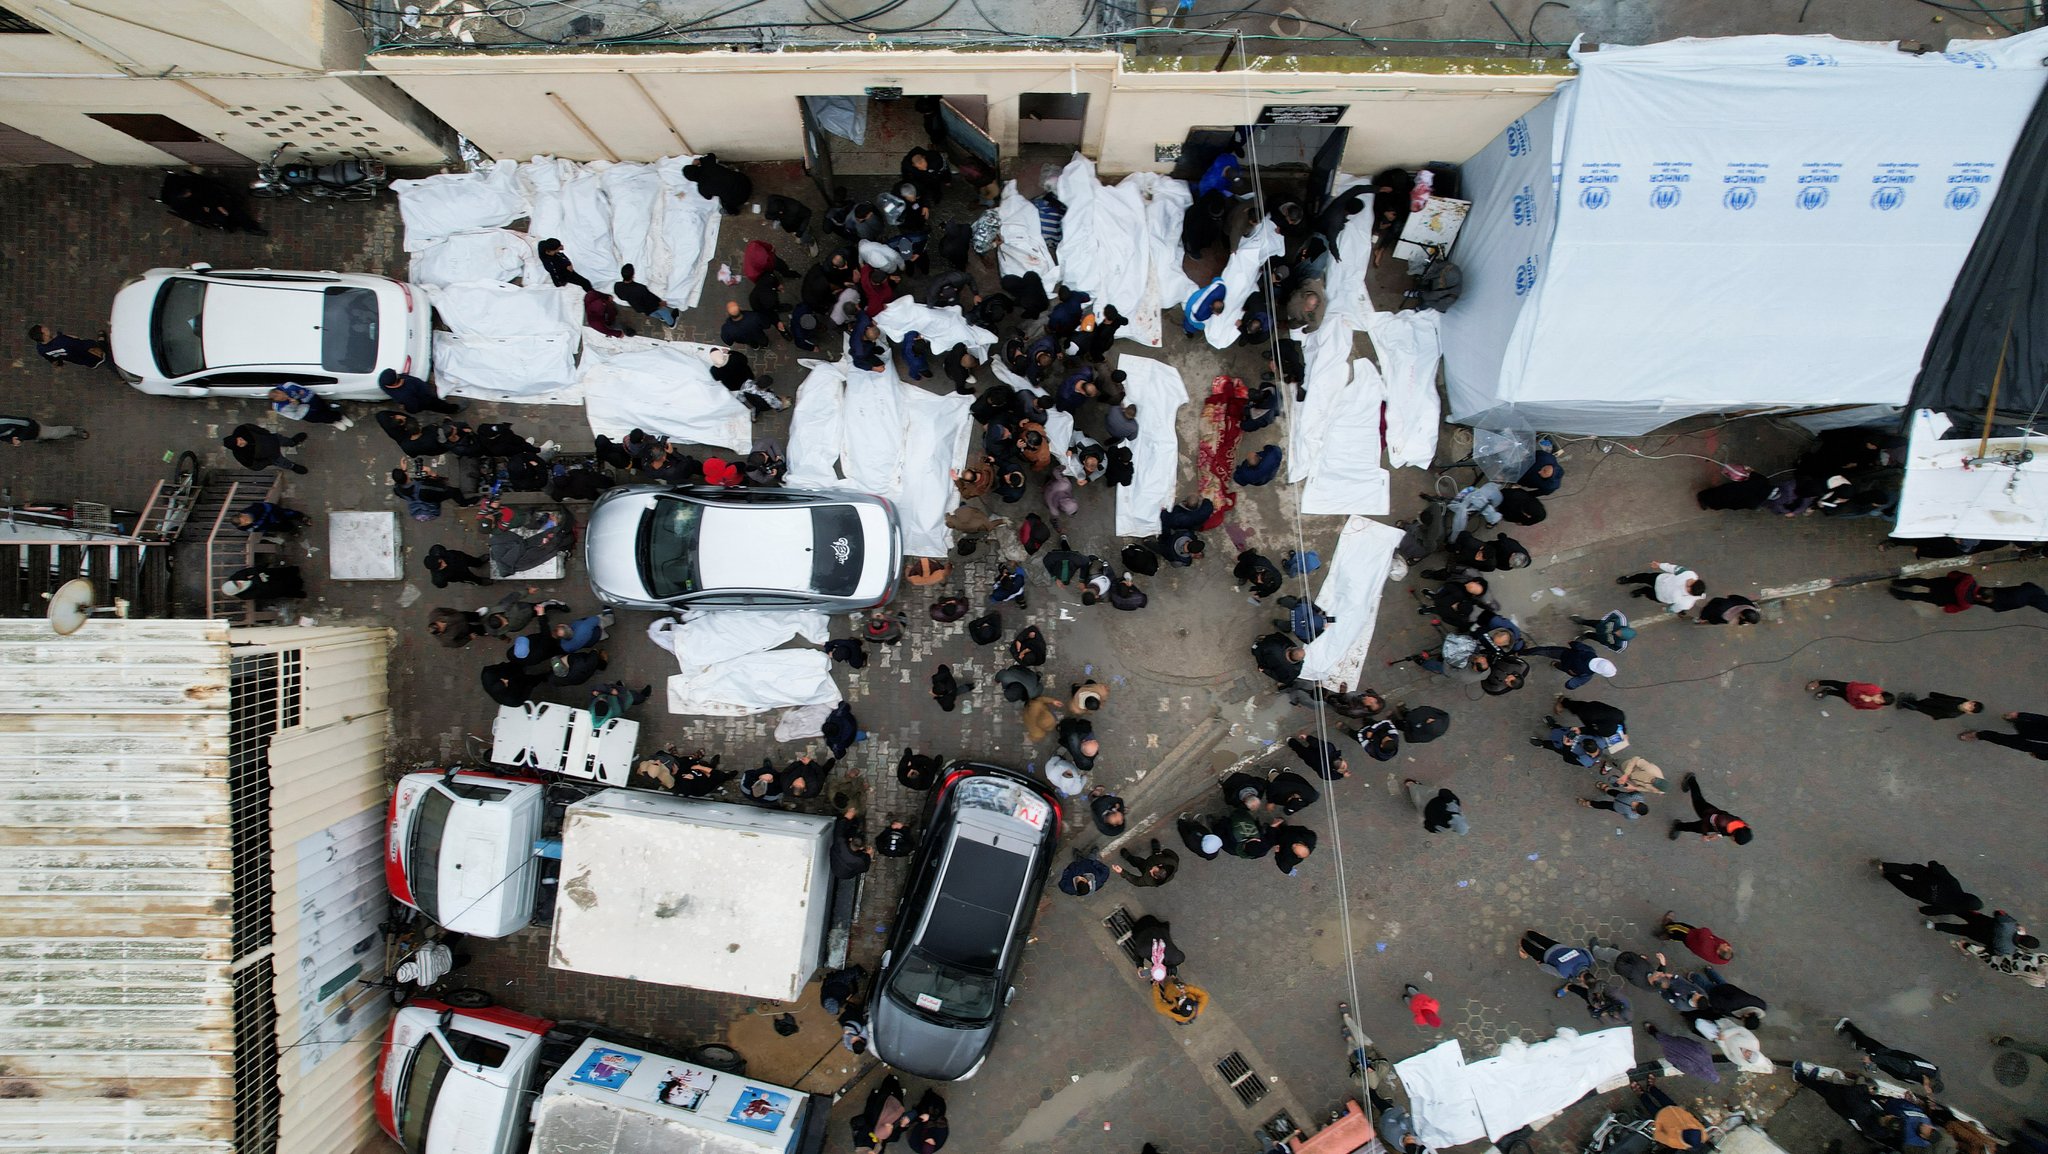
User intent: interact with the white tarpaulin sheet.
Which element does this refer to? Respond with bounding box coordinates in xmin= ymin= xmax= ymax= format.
xmin=1206 ymin=219 xmax=1285 ymax=349
xmin=1127 ymin=171 xmax=1199 ymax=310
xmin=410 ymin=228 xmax=532 ymax=287
xmin=1300 ymin=516 xmax=1405 ymax=686
xmin=1443 ymin=32 xmax=2048 ymax=435
xmin=1895 ymin=409 xmax=2048 ymax=542
xmin=1288 ymin=319 xmax=1390 ymax=515
xmin=425 ymin=281 xmax=582 ymax=339
xmin=1055 ymin=154 xmax=1169 ymax=347
xmin=651 ymin=156 xmax=723 ymax=310
xmin=1392 ymin=1041 xmax=1487 ymax=1150
xmin=1113 ymin=355 xmax=1189 ymax=538
xmin=666 ymin=650 xmax=842 ymax=717
xmin=577 ymin=332 xmax=752 ymax=451
xmin=996 ymin=179 xmax=1059 ymax=286
xmin=783 ymin=358 xmax=974 ymax=557
xmin=522 ymin=156 xmax=622 ymax=295
xmin=874 ymin=299 xmax=998 ymax=360
xmin=597 ymin=161 xmax=660 ymax=288
xmin=648 ymin=611 xmax=830 ymax=668
xmin=392 ymin=161 xmax=525 ymax=252
xmin=1323 ymin=175 xmax=1381 ymax=329
xmin=431 ymin=332 xmax=582 ymax=404
xmin=1397 ymin=1029 xmax=1637 ymax=1147
xmin=1369 ymin=310 xmax=1444 ymax=469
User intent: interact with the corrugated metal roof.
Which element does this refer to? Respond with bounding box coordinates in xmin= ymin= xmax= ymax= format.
xmin=0 ymin=619 xmax=237 ymax=1153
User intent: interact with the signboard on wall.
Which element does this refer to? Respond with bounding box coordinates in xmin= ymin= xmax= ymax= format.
xmin=1257 ymin=104 xmax=1348 ymax=126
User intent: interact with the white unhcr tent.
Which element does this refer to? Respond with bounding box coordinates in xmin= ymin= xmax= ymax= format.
xmin=1442 ymin=32 xmax=2048 ymax=436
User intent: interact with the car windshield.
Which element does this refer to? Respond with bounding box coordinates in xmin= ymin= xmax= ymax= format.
xmin=810 ymin=504 xmax=864 ymax=596
xmin=153 ymin=277 xmax=206 ymax=377
xmin=641 ymin=498 xmax=703 ymax=598
xmin=396 ymin=1034 xmax=453 ymax=1154
xmin=888 ymin=947 xmax=1000 ymax=1023
xmin=321 ymin=286 xmax=380 ymax=372
xmin=405 ymin=788 xmax=453 ymax=922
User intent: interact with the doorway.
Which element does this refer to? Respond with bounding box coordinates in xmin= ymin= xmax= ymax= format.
xmin=799 ymin=94 xmax=997 ymax=200
xmin=1174 ymin=124 xmax=1350 ymax=211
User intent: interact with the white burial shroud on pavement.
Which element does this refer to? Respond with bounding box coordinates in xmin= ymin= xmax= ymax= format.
xmin=421 ymin=281 xmax=584 ymax=403
xmin=1052 ymin=154 xmax=1187 ymax=347
xmin=995 ymin=179 xmax=1059 ymax=287
xmin=392 ymin=161 xmax=525 ymax=252
xmin=649 ymin=613 xmax=840 ymax=718
xmin=1299 ymin=516 xmax=1407 ymax=687
xmin=873 ymin=299 xmax=999 ymax=361
xmin=1370 ymin=309 xmax=1445 ymax=470
xmin=1206 ymin=218 xmax=1285 ymax=349
xmin=1395 ymin=1029 xmax=1638 ymax=1147
xmin=1112 ymin=355 xmax=1189 ymax=538
xmin=576 ymin=332 xmax=753 ymax=453
xmin=1288 ymin=319 xmax=1390 ymax=517
xmin=781 ymin=357 xmax=975 ymax=559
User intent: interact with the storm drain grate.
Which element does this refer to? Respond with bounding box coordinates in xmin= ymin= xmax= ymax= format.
xmin=1216 ymin=1051 xmax=1269 ymax=1107
xmin=1994 ymin=1050 xmax=2032 ymax=1087
xmin=1103 ymin=907 xmax=1144 ymax=966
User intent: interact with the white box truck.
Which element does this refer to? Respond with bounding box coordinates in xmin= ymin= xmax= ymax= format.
xmin=549 ymin=792 xmax=836 ymax=1001
xmin=375 ymin=999 xmax=827 ymax=1154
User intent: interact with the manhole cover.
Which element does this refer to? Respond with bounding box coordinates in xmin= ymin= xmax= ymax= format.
xmin=1994 ymin=1050 xmax=2032 ymax=1087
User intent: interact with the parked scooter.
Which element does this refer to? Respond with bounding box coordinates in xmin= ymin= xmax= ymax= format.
xmin=250 ymin=141 xmax=386 ymax=202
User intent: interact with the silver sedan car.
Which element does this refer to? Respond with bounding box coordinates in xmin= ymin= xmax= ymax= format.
xmin=582 ymin=485 xmax=902 ymax=612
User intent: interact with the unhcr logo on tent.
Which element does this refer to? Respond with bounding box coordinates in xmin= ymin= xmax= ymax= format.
xmin=1513 ymin=186 xmax=1537 ymax=225
xmin=1945 ymin=186 xmax=1981 ymax=211
xmin=1579 ymin=186 xmax=1609 ymax=211
xmin=1797 ymin=186 xmax=1829 ymax=211
xmin=1871 ymin=186 xmax=1907 ymax=211
xmin=1506 ymin=119 xmax=1530 ymax=157
xmin=1650 ymin=185 xmax=1682 ymax=210
xmin=1514 ymin=257 xmax=1538 ymax=297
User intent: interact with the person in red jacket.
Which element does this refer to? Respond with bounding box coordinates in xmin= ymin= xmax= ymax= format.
xmin=1888 ymin=569 xmax=1978 ymax=612
xmin=1807 ymin=679 xmax=1894 ymax=709
xmin=1403 ymin=983 xmax=1442 ymax=1028
xmin=1658 ymin=911 xmax=1735 ymax=963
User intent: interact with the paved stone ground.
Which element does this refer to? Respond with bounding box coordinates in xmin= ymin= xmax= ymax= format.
xmin=7 ymin=166 xmax=2047 ymax=1154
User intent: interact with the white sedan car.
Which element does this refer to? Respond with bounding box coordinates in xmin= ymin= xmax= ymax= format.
xmin=583 ymin=485 xmax=902 ymax=612
xmin=109 ymin=265 xmax=431 ymax=399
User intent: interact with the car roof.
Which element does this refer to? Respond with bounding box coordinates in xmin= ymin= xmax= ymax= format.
xmin=202 ymin=282 xmax=327 ymax=369
xmin=913 ymin=824 xmax=1035 ymax=969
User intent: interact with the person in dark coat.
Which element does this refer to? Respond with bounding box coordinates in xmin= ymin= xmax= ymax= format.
xmin=221 ymin=563 xmax=305 ymax=600
xmin=1232 ymin=445 xmax=1283 ymax=487
xmin=1088 ymin=788 xmax=1127 ymax=835
xmin=930 ymin=664 xmax=972 ymax=712
xmin=377 ymin=368 xmax=460 ymax=415
xmin=391 ymin=466 xmax=473 ymax=516
xmin=1355 ymin=719 xmax=1401 ymax=761
xmin=223 ymin=424 xmax=307 ymax=474
xmin=481 ymin=661 xmax=545 ymax=706
xmin=1288 ymin=733 xmax=1349 ymax=780
xmin=1393 ymin=705 xmax=1450 ymax=744
xmin=1271 ymin=825 xmax=1318 ymax=876
xmin=1877 ymin=860 xmax=1982 ymax=916
xmin=1960 ymin=711 xmax=2048 ymax=758
xmin=1556 ymin=697 xmax=1626 ymax=738
xmin=1697 ymin=594 xmax=1760 ymax=625
xmin=375 ymin=411 xmax=445 ymax=457
xmin=829 ymin=806 xmax=873 ymax=880
xmin=611 ymin=262 xmax=676 ymax=326
xmin=897 ymin=749 xmax=941 ymax=790
xmin=1252 ymin=631 xmax=1304 ymax=686
xmin=821 ymin=701 xmax=861 ymax=758
xmin=1835 ymin=1019 xmax=1944 ymax=1093
xmin=1113 ymin=839 xmax=1178 ymax=888
xmin=1263 ymin=770 xmax=1320 ymax=815
xmin=682 ymin=153 xmax=753 ymax=215
xmin=720 ymin=301 xmax=774 ymax=349
xmin=428 ymin=607 xmax=483 ymax=648
xmin=1011 ymin=625 xmax=1048 ymax=667
xmin=230 ymin=501 xmax=311 ymax=536
xmin=1234 ymin=549 xmax=1284 ymax=598
xmin=535 ymin=238 xmax=595 ymax=292
xmin=1129 ymin=914 xmax=1185 ymax=978
xmin=424 ymin=544 xmax=492 ymax=588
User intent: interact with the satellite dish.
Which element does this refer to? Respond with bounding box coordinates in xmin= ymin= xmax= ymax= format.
xmin=47 ymin=578 xmax=98 ymax=635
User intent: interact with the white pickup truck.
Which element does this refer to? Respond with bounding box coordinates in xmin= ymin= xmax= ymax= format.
xmin=385 ymin=769 xmax=553 ymax=938
xmin=374 ymin=998 xmax=826 ymax=1154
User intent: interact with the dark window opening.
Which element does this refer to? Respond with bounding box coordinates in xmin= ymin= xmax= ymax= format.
xmin=88 ymin=112 xmax=249 ymax=166
xmin=231 ymin=960 xmax=282 ymax=1154
xmin=0 ymin=8 xmax=46 ymax=33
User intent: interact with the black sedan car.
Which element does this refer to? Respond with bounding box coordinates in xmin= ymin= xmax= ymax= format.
xmin=869 ymin=763 xmax=1061 ymax=1080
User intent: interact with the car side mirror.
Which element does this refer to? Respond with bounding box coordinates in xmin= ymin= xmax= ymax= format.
xmin=437 ymin=1008 xmax=455 ymax=1030
xmin=1004 ymin=987 xmax=1016 ymax=1006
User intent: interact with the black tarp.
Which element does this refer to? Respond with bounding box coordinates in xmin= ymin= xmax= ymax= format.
xmin=1909 ymin=76 xmax=2048 ymax=433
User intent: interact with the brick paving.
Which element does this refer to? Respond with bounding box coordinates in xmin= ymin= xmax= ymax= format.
xmin=10 ymin=164 xmax=2048 ymax=1154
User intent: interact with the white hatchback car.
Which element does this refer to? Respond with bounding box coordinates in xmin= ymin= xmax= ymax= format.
xmin=109 ymin=265 xmax=431 ymax=399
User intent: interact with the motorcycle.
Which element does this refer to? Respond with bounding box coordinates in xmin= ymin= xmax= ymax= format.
xmin=250 ymin=141 xmax=387 ymax=202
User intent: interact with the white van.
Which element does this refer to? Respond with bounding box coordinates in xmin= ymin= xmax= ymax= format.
xmin=385 ymin=770 xmax=549 ymax=938
xmin=373 ymin=1000 xmax=826 ymax=1154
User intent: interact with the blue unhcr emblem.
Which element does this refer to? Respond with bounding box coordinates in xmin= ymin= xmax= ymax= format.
xmin=1514 ymin=257 xmax=1538 ymax=297
xmin=1723 ymin=186 xmax=1757 ymax=211
xmin=1579 ymin=186 xmax=1609 ymax=211
xmin=1871 ymin=186 xmax=1906 ymax=212
xmin=1945 ymin=186 xmax=1980 ymax=211
xmin=1797 ymin=186 xmax=1828 ymax=211
xmin=1506 ymin=119 xmax=1530 ymax=157
xmin=1650 ymin=185 xmax=1681 ymax=210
